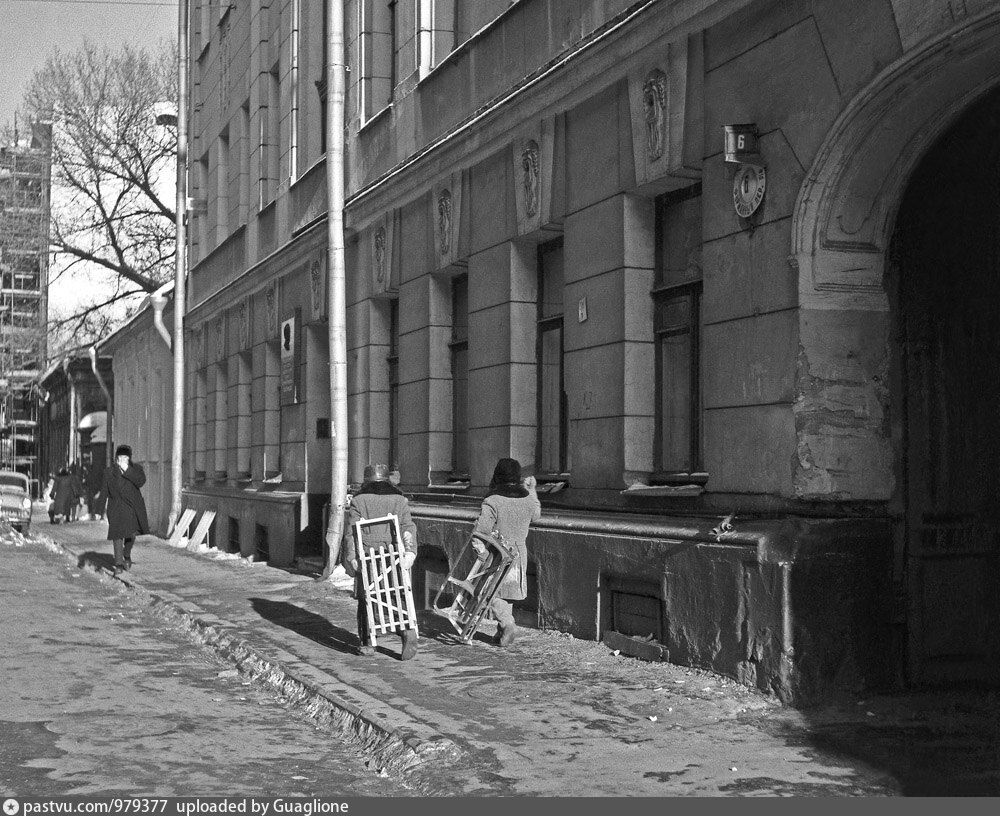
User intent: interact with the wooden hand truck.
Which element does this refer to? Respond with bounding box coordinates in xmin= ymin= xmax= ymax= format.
xmin=432 ymin=529 xmax=516 ymax=644
xmin=355 ymin=514 xmax=419 ymax=647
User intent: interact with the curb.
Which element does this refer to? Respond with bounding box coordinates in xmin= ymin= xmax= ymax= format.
xmin=46 ymin=534 xmax=464 ymax=781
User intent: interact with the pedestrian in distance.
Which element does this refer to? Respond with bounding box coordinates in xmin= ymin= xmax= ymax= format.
xmin=342 ymin=462 xmax=419 ymax=660
xmin=472 ymin=457 xmax=541 ymax=647
xmin=68 ymin=462 xmax=84 ymax=521
xmin=49 ymin=466 xmax=76 ymax=524
xmin=87 ymin=462 xmax=107 ymax=521
xmin=101 ymin=445 xmax=149 ymax=574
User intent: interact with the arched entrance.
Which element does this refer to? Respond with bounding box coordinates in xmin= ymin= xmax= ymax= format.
xmin=887 ymin=89 xmax=1000 ymax=686
xmin=791 ymin=10 xmax=1000 ymax=687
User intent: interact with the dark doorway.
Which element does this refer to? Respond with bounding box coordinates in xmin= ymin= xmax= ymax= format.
xmin=888 ymin=87 xmax=1000 ymax=687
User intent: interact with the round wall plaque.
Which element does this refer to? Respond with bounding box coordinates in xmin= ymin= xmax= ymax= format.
xmin=733 ymin=164 xmax=766 ymax=218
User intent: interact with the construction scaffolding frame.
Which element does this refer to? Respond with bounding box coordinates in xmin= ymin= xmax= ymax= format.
xmin=0 ymin=124 xmax=51 ymax=495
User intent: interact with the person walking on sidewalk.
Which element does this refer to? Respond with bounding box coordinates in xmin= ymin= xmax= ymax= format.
xmin=49 ymin=466 xmax=77 ymax=524
xmin=342 ymin=463 xmax=418 ymax=660
xmin=472 ymin=457 xmax=541 ymax=647
xmin=101 ymin=445 xmax=149 ymax=574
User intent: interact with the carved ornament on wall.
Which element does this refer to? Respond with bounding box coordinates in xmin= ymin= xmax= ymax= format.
xmin=642 ymin=70 xmax=667 ymax=161
xmin=437 ymin=189 xmax=452 ymax=256
xmin=374 ymin=226 xmax=387 ymax=285
xmin=521 ymin=141 xmax=539 ymax=218
xmin=265 ymin=282 xmax=277 ymax=337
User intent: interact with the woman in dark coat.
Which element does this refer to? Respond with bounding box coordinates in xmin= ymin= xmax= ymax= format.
xmin=49 ymin=467 xmax=77 ymax=523
xmin=101 ymin=444 xmax=149 ymax=573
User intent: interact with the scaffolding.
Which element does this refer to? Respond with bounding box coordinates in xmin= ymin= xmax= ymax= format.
xmin=0 ymin=123 xmax=51 ymax=494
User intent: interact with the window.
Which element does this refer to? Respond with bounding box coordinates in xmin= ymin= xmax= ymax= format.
xmin=196 ymin=153 xmax=210 ymax=256
xmin=388 ymin=299 xmax=400 ymax=472
xmin=537 ymin=239 xmax=568 ymax=475
xmin=450 ymin=275 xmax=469 ymax=475
xmin=260 ymin=66 xmax=280 ymax=207
xmin=653 ymin=185 xmax=703 ymax=478
xmin=316 ymin=2 xmax=329 ymax=154
xmin=389 ymin=1 xmax=399 ymax=95
xmin=238 ymin=103 xmax=250 ymax=222
xmin=216 ymin=127 xmax=230 ymax=241
xmin=290 ymin=0 xmax=301 ymax=181
xmin=359 ymin=1 xmax=394 ymax=122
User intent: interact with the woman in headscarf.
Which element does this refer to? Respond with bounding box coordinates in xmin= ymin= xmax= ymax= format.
xmin=472 ymin=457 xmax=541 ymax=647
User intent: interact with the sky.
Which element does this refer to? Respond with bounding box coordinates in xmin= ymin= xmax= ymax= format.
xmin=0 ymin=0 xmax=177 ymax=130
xmin=1 ymin=0 xmax=178 ymax=339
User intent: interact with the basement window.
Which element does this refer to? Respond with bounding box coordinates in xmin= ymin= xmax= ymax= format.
xmin=603 ymin=576 xmax=663 ymax=642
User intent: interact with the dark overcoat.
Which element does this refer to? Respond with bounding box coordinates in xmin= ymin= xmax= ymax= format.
xmin=50 ymin=473 xmax=79 ymax=518
xmin=101 ymin=463 xmax=150 ymax=540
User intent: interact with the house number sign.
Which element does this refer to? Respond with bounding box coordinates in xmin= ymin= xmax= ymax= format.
xmin=733 ymin=164 xmax=766 ymax=218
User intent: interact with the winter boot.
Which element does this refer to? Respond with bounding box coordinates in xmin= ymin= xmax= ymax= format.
xmin=400 ymin=628 xmax=418 ymax=661
xmin=497 ymin=623 xmax=517 ymax=647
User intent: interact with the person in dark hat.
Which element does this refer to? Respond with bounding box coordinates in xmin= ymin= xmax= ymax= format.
xmin=100 ymin=444 xmax=149 ymax=574
xmin=342 ymin=462 xmax=419 ymax=659
xmin=48 ymin=466 xmax=75 ymax=524
xmin=471 ymin=457 xmax=541 ymax=647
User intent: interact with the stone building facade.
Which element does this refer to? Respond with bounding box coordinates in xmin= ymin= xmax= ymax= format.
xmin=181 ymin=0 xmax=1000 ymax=700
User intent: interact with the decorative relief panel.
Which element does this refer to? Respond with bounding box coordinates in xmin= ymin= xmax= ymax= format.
xmin=238 ymin=296 xmax=251 ymax=351
xmin=264 ymin=281 xmax=278 ymax=338
xmin=191 ymin=324 xmax=205 ymax=369
xmin=371 ymin=209 xmax=399 ymax=296
xmin=310 ymin=252 xmax=327 ymax=321
xmin=521 ymin=141 xmax=540 ymax=217
xmin=642 ymin=70 xmax=667 ymax=162
xmin=512 ymin=121 xmax=556 ymax=236
xmin=431 ymin=171 xmax=464 ymax=269
xmin=437 ymin=189 xmax=453 ymax=256
xmin=214 ymin=313 xmax=227 ymax=362
xmin=628 ymin=35 xmax=703 ymax=189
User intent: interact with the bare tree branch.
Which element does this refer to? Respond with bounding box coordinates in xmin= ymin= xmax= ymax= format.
xmin=22 ymin=38 xmax=177 ymax=362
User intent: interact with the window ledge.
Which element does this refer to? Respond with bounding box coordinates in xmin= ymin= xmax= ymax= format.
xmin=534 ymin=475 xmax=569 ymax=494
xmin=621 ymin=483 xmax=705 ymax=498
xmin=427 ymin=480 xmax=469 ymax=492
xmin=358 ymin=105 xmax=392 ymax=136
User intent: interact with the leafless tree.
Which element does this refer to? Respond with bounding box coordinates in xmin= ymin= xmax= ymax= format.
xmin=22 ymin=39 xmax=177 ymax=358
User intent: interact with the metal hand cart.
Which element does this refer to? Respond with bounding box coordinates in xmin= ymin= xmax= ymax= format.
xmin=432 ymin=529 xmax=516 ymax=643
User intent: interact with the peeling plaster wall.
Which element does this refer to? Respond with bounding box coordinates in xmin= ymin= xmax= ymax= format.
xmin=793 ymin=310 xmax=894 ymax=500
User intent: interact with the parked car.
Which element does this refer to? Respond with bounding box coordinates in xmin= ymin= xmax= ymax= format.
xmin=0 ymin=470 xmax=32 ymax=534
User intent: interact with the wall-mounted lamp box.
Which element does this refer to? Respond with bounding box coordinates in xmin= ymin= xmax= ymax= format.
xmin=723 ymin=124 xmax=761 ymax=164
xmin=187 ymin=196 xmax=208 ymax=215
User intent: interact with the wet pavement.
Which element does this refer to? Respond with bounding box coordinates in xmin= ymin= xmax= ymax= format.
xmin=11 ymin=509 xmax=1000 ymax=796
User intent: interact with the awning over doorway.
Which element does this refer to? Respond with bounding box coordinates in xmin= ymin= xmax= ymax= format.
xmin=78 ymin=411 xmax=107 ymax=444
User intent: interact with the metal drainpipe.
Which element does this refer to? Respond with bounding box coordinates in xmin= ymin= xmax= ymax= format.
xmin=62 ymin=358 xmax=76 ymax=465
xmin=89 ymin=346 xmax=113 ymax=468
xmin=780 ymin=561 xmax=795 ymax=698
xmin=149 ymin=281 xmax=173 ymax=349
